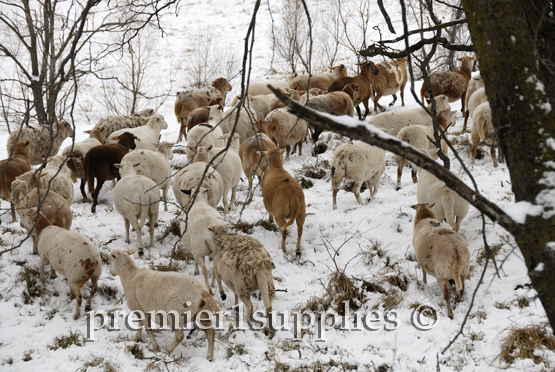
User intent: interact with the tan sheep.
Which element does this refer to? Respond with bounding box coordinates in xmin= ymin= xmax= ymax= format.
xmin=471 ymin=101 xmax=503 ymax=167
xmin=23 ymin=209 xmax=101 ymax=320
xmin=210 ymin=225 xmax=276 ymax=336
xmin=109 ymin=250 xmax=220 ymax=359
xmin=0 ymin=141 xmax=31 ymax=222
xmin=264 ymin=108 xmax=308 ymax=158
xmin=331 ymin=140 xmax=385 ymax=210
xmin=420 ymin=56 xmax=476 ymax=113
xmin=239 ymin=132 xmax=277 ymax=199
xmin=289 ymin=65 xmax=347 ymax=91
xmin=410 ymin=202 xmax=470 ymax=319
xmin=6 ymin=120 xmax=74 ymax=165
xmin=220 ymin=106 xmax=258 ymax=144
xmin=231 ymin=73 xmax=298 ymax=101
xmin=260 ymin=148 xmax=306 ymax=257
xmin=175 ymin=77 xmax=232 ymax=142
xmin=369 ymin=57 xmax=409 ymax=114
xmin=185 ymin=105 xmax=225 ymax=162
xmin=462 ymin=74 xmax=485 ymax=131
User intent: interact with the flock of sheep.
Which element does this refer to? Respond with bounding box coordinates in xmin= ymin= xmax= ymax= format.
xmin=0 ymin=52 xmax=497 ymax=359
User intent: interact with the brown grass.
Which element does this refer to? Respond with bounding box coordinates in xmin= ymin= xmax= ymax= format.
xmin=476 ymin=243 xmax=503 ymax=265
xmin=156 ymin=218 xmax=182 ymax=243
xmin=149 ymin=261 xmax=179 ymax=272
xmin=498 ymin=324 xmax=555 ymax=365
xmin=273 ymin=358 xmax=358 ymax=372
xmin=297 ymin=176 xmax=314 ymax=189
xmin=167 ymin=245 xmax=194 ymax=262
xmin=16 ymin=267 xmax=45 ymax=305
xmin=97 ymin=285 xmax=118 ymax=301
xmin=48 ymin=330 xmax=84 ymax=350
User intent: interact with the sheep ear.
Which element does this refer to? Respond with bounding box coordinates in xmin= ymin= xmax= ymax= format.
xmin=133 ymin=162 xmax=141 ymax=167
xmin=201 ymin=187 xmax=210 ymax=194
xmin=25 ymin=140 xmax=30 ymax=146
xmin=83 ymin=130 xmax=91 ymax=134
xmin=409 ymin=204 xmax=417 ymax=210
xmin=114 ymin=163 xmax=122 ymax=169
xmin=207 ymin=145 xmax=213 ymax=151
xmin=208 ymin=226 xmax=215 ymax=232
xmin=181 ymin=189 xmax=192 ymax=195
xmin=429 ymin=203 xmax=436 ymax=208
xmin=127 ymin=249 xmax=136 ymax=255
xmin=113 ymin=136 xmax=120 ymax=141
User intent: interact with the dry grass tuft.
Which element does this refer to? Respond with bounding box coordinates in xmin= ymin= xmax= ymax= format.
xmin=97 ymin=285 xmax=118 ymax=301
xmin=48 ymin=330 xmax=84 ymax=350
xmin=226 ymin=343 xmax=247 ymax=359
xmin=312 ymin=141 xmax=328 ymax=156
xmin=379 ymin=290 xmax=403 ymax=311
xmin=498 ymin=324 xmax=555 ymax=365
xmin=16 ymin=266 xmax=45 ymax=305
xmin=128 ymin=343 xmax=144 ymax=359
xmin=341 ymin=181 xmax=367 ymax=193
xmin=254 ymin=218 xmax=280 ymax=232
xmin=234 ymin=221 xmax=254 ymax=234
xmin=515 ymin=295 xmax=529 ymax=309
xmin=156 ymin=218 xmax=182 ymax=242
xmin=78 ymin=355 xmax=119 ymax=372
xmin=298 ymin=163 xmax=326 ymax=179
xmin=476 ymin=243 xmax=503 ymax=265
xmin=149 ymin=261 xmax=179 ymax=272
xmin=167 ymin=246 xmax=193 ymax=262
xmin=297 ymin=176 xmax=314 ymax=189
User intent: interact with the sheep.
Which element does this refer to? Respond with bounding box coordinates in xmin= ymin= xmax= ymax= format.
xmin=260 ymin=148 xmax=306 ymax=257
xmin=11 ymin=173 xmax=72 ymax=254
xmin=6 ymin=120 xmax=74 ymax=166
xmin=113 ymin=161 xmax=160 ymax=255
xmin=420 ymin=56 xmax=476 ymax=114
xmin=0 ymin=141 xmax=31 ymax=222
xmin=268 ymin=88 xmax=326 ymax=112
xmin=210 ymin=224 xmax=275 ymax=335
xmin=36 ymin=155 xmax=75 ymax=204
xmin=121 ymin=142 xmax=174 ymax=211
xmin=368 ymin=94 xmax=451 ymax=137
xmin=185 ymin=105 xmax=225 ymax=162
xmin=175 ymin=77 xmax=232 ymax=142
xmin=306 ymin=84 xmax=359 ymax=142
xmin=462 ymin=74 xmax=485 ymax=131
xmin=61 ymin=129 xmax=103 ymax=156
xmin=220 ymin=106 xmax=258 ymax=144
xmin=264 ymin=108 xmax=308 ymax=158
xmin=66 ymin=150 xmax=88 ymax=200
xmin=23 ymin=209 xmax=101 ymax=320
xmin=172 ymin=147 xmax=224 ymax=210
xmin=331 ymin=141 xmax=385 ymax=210
xmin=84 ymin=132 xmax=138 ymax=213
xmin=109 ymin=250 xmax=220 ymax=359
xmin=416 ymin=169 xmax=469 ymax=232
xmin=327 ymin=61 xmax=379 ymax=120
xmin=207 ymin=133 xmax=242 ymax=214
xmin=180 ymin=187 xmax=226 ymax=290
xmin=231 ymin=73 xmax=298 ymax=102
xmin=369 ymin=57 xmax=409 ymax=115
xmin=186 ymin=107 xmax=210 ymax=135
xmin=238 ymin=94 xmax=274 ymax=122
xmin=471 ymin=101 xmax=503 ymax=167
xmin=289 ymin=65 xmax=348 ymax=91
xmin=107 ymin=114 xmax=168 ymax=151
xmin=239 ymin=132 xmax=277 ymax=199
xmin=465 ymin=87 xmax=488 ymax=131
xmin=90 ymin=109 xmax=154 ymax=141
xmin=410 ymin=202 xmax=470 ymax=319
xmin=394 ymin=110 xmax=456 ymax=190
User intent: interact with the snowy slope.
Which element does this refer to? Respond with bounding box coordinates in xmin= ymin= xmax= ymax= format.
xmin=0 ymin=1 xmax=553 ymax=371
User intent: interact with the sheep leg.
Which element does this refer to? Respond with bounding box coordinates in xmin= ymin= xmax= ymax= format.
xmin=79 ymin=179 xmax=87 ymax=200
xmin=222 ymin=185 xmax=230 ymax=214
xmin=240 ymin=295 xmax=254 ymax=324
xmin=195 ymin=255 xmax=211 ymax=292
xmin=369 ymin=175 xmax=380 ymax=200
xmin=422 ymin=269 xmax=427 ymax=284
xmin=332 ymin=186 xmax=338 ymax=210
xmin=285 ymin=145 xmax=291 ymax=159
xmin=389 ymin=94 xmax=398 ymax=107
xmin=32 ymin=235 xmax=38 ymax=255
xmin=442 ymin=280 xmax=454 ymax=319
xmin=490 ymin=146 xmax=498 ymax=168
xmin=85 ymin=273 xmax=99 ymax=312
xmin=396 ymin=157 xmax=405 ymax=191
xmin=296 ymin=215 xmax=304 ymax=258
xmin=148 ymin=213 xmax=155 ymax=248
xmin=354 ymin=182 xmax=364 ymax=205
xmin=215 ymin=269 xmax=226 ymax=301
xmin=355 ymin=105 xmax=363 ymax=121
xmin=276 ymin=215 xmax=288 ymax=252
xmin=143 ymin=324 xmax=161 ymax=352
xmin=50 ymin=267 xmax=57 ymax=279
xmin=411 ymin=168 xmax=418 ymax=184
xmin=497 ymin=146 xmax=504 ymax=164
xmin=10 ymin=202 xmax=16 ymax=222
xmin=297 ymin=140 xmax=303 ymax=156
xmin=39 ymin=257 xmax=48 ymax=282
xmin=162 ymin=184 xmax=169 ymax=212
xmin=454 ymin=216 xmax=462 ymax=233
xmin=123 ymin=218 xmax=131 ymax=244
xmin=91 ymin=179 xmax=104 ymax=213
xmin=230 ymin=184 xmax=238 ymax=208
xmin=166 ymin=330 xmax=184 ymax=354
xmin=462 ymin=110 xmax=469 ymax=132
xmin=470 ymin=133 xmax=480 ymax=165
xmin=200 ymin=319 xmax=216 ymax=361
xmin=247 ymin=176 xmax=254 ymax=200
xmin=70 ymin=281 xmax=83 ymax=320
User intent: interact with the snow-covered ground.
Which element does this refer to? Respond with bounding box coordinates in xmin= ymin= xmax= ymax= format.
xmin=0 ymin=1 xmax=553 ymax=371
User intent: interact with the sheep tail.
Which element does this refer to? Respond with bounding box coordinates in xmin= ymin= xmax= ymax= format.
xmin=443 ymin=191 xmax=456 ymax=228
xmin=201 ymin=290 xmax=221 ymax=314
xmin=138 ymin=194 xmax=150 ymax=229
xmin=256 ymin=269 xmax=275 ymax=312
xmin=452 ymin=265 xmax=464 ymax=292
xmin=281 ymin=199 xmax=299 ymax=232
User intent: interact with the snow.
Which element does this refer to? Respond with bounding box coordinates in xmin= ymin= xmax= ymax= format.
xmin=0 ymin=1 xmax=553 ymax=371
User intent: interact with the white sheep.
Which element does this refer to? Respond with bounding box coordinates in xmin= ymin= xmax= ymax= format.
xmin=416 ymin=169 xmax=469 ymax=232
xmin=264 ymin=108 xmax=308 ymax=158
xmin=410 ymin=202 xmax=470 ymax=319
xmin=463 ymin=74 xmax=485 ymax=131
xmin=172 ymin=147 xmax=224 ymax=210
xmin=185 ymin=105 xmax=225 ymax=162
xmin=107 ymin=114 xmax=168 ymax=151
xmin=6 ymin=120 xmax=74 ymax=166
xmin=331 ymin=141 xmax=386 ymax=210
xmin=471 ymin=101 xmax=502 ymax=167
xmin=109 ymin=250 xmax=220 ymax=359
xmin=21 ymin=155 xmax=75 ymax=204
xmin=208 ymin=133 xmax=242 ymax=214
xmin=220 ymin=106 xmax=258 ymax=144
xmin=121 ymin=143 xmax=173 ymax=211
xmin=22 ymin=209 xmax=101 ymax=320
xmin=465 ymin=87 xmax=488 ymax=130
xmin=368 ymin=95 xmax=451 ymax=136
xmin=61 ymin=129 xmax=103 ymax=157
xmin=210 ymin=225 xmax=276 ymax=335
xmin=113 ymin=161 xmax=160 ymax=254
xmin=231 ymin=73 xmax=298 ymax=101
xmin=180 ymin=187 xmax=227 ymax=290
xmin=239 ymin=94 xmax=274 ymax=122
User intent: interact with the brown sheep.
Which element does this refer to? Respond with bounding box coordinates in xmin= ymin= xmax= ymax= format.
xmin=186 ymin=107 xmax=210 ymax=135
xmin=260 ymin=148 xmax=306 ymax=257
xmin=289 ymin=65 xmax=348 ymax=91
xmin=84 ymin=132 xmax=138 ymax=213
xmin=306 ymin=84 xmax=359 ymax=142
xmin=11 ymin=174 xmax=72 ymax=254
xmin=175 ymin=77 xmax=232 ymax=142
xmin=328 ymin=61 xmax=380 ymax=120
xmin=0 ymin=141 xmax=31 ymax=223
xmin=420 ymin=56 xmax=476 ymax=113
xmin=6 ymin=120 xmax=74 ymax=165
xmin=370 ymin=57 xmax=408 ymax=114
